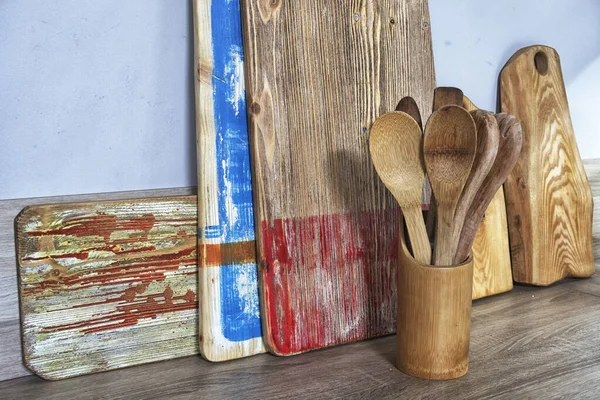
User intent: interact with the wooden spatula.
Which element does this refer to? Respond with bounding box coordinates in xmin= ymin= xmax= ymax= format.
xmin=452 ymin=110 xmax=499 ymax=256
xmin=424 ymin=105 xmax=477 ymax=266
xmin=370 ymin=112 xmax=432 ymax=264
xmin=433 ymin=87 xmax=464 ymax=111
xmin=454 ymin=113 xmax=523 ymax=263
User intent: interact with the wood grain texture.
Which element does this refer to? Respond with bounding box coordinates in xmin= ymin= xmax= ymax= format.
xmin=5 ymin=271 xmax=600 ymax=399
xmin=241 ymin=0 xmax=435 ymax=354
xmin=396 ymin=222 xmax=472 ymax=380
xmin=16 ymin=197 xmax=199 ymax=380
xmin=500 ymin=45 xmax=595 ymax=285
xmin=0 ymin=187 xmax=195 ymax=382
xmin=193 ymin=0 xmax=265 ymax=361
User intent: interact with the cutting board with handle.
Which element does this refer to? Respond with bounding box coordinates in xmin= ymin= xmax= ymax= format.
xmin=16 ymin=197 xmax=198 ymax=380
xmin=463 ymin=96 xmax=513 ymax=299
xmin=500 ymin=45 xmax=594 ymax=285
xmin=241 ymin=0 xmax=436 ymax=355
xmin=194 ymin=0 xmax=265 ymax=362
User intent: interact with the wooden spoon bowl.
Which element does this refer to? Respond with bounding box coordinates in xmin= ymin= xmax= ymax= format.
xmin=424 ymin=105 xmax=477 ymax=265
xmin=370 ymin=111 xmax=432 ymax=264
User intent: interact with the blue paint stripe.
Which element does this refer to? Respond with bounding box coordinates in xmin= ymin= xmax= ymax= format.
xmin=209 ymin=0 xmax=262 ymax=342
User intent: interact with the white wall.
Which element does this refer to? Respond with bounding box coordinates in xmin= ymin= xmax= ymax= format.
xmin=1 ymin=0 xmax=599 ymax=200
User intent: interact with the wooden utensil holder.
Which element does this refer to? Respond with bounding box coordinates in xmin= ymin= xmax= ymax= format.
xmin=396 ymin=228 xmax=473 ymax=380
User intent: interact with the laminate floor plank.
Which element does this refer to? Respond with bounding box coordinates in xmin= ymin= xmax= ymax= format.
xmin=2 ymin=273 xmax=600 ymax=399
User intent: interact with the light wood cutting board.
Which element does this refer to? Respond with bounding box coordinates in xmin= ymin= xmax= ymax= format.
xmin=500 ymin=45 xmax=594 ymax=286
xmin=241 ymin=0 xmax=436 ymax=355
xmin=463 ymin=96 xmax=513 ymax=300
xmin=16 ymin=197 xmax=198 ymax=380
xmin=194 ymin=0 xmax=265 ymax=362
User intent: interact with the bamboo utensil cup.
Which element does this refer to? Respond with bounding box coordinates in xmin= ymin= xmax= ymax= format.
xmin=396 ymin=230 xmax=473 ymax=380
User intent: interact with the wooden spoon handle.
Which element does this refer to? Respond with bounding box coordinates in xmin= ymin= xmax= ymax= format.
xmin=433 ymin=205 xmax=455 ymax=266
xmin=403 ymin=206 xmax=432 ymax=265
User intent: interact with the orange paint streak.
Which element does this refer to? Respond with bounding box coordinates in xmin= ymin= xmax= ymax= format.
xmin=27 ymin=213 xmax=158 ymax=242
xmin=22 ymin=246 xmax=197 ymax=296
xmin=200 ymin=240 xmax=256 ymax=267
xmin=42 ymin=285 xmax=198 ymax=335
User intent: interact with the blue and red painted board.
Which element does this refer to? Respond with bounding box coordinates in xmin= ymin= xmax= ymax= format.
xmin=195 ymin=0 xmax=264 ymax=360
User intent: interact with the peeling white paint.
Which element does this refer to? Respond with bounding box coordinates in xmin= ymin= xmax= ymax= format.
xmin=235 ymin=265 xmax=260 ymax=319
xmin=221 ymin=158 xmax=239 ymax=234
xmin=224 ymin=45 xmax=245 ymax=116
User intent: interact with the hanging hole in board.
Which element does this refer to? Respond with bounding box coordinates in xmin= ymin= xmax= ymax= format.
xmin=534 ymin=51 xmax=548 ymax=75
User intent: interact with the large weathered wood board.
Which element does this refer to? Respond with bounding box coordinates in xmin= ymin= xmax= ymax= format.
xmin=16 ymin=197 xmax=198 ymax=380
xmin=463 ymin=96 xmax=513 ymax=300
xmin=500 ymin=45 xmax=594 ymax=286
xmin=194 ymin=0 xmax=265 ymax=362
xmin=242 ymin=0 xmax=436 ymax=355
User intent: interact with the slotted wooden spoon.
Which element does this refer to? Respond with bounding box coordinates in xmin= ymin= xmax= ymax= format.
xmin=424 ymin=105 xmax=477 ymax=266
xmin=370 ymin=112 xmax=431 ymax=264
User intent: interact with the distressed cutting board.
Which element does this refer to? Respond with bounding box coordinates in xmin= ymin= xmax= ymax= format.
xmin=242 ymin=0 xmax=436 ymax=355
xmin=16 ymin=197 xmax=198 ymax=380
xmin=194 ymin=0 xmax=265 ymax=361
xmin=500 ymin=45 xmax=594 ymax=285
xmin=463 ymin=96 xmax=513 ymax=300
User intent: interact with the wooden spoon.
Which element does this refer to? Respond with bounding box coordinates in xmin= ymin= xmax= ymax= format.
xmin=424 ymin=105 xmax=477 ymax=266
xmin=454 ymin=113 xmax=523 ymax=263
xmin=395 ymin=97 xmax=422 ymax=130
xmin=370 ymin=112 xmax=432 ymax=264
xmin=451 ymin=110 xmax=499 ymax=257
xmin=426 ymin=87 xmax=465 ymax=243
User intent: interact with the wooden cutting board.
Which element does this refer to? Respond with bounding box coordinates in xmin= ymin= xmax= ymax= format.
xmin=241 ymin=0 xmax=436 ymax=355
xmin=463 ymin=96 xmax=513 ymax=300
xmin=194 ymin=0 xmax=265 ymax=361
xmin=500 ymin=45 xmax=594 ymax=285
xmin=16 ymin=197 xmax=198 ymax=380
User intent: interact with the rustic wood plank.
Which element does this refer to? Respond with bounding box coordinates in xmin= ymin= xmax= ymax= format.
xmin=193 ymin=0 xmax=265 ymax=362
xmin=501 ymin=45 xmax=595 ymax=285
xmin=16 ymin=197 xmax=199 ymax=380
xmin=0 ymin=187 xmax=194 ymax=381
xmin=242 ymin=0 xmax=436 ymax=355
xmin=2 ymin=273 xmax=600 ymax=399
xmin=584 ymin=159 xmax=600 ymax=261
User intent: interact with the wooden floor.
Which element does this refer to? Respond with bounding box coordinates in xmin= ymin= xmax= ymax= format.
xmin=2 ymin=270 xmax=600 ymax=399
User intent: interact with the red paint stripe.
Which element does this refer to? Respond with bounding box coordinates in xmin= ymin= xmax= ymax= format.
xmin=261 ymin=208 xmax=400 ymax=354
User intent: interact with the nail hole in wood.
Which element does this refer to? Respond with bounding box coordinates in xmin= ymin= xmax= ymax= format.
xmin=534 ymin=51 xmax=548 ymax=75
